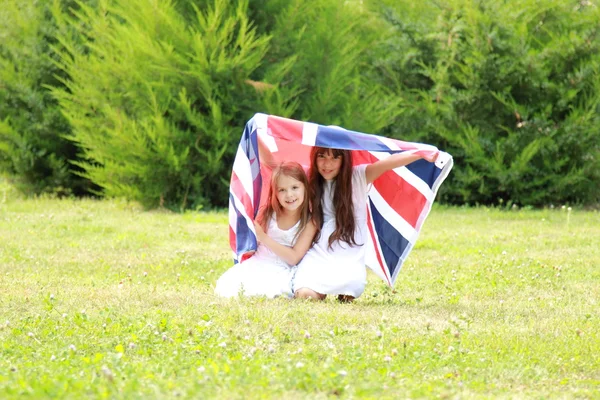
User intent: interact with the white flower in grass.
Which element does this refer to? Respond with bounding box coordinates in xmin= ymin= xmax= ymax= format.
xmin=384 ymin=356 xmax=392 ymax=362
xmin=101 ymin=365 xmax=114 ymax=381
xmin=62 ymin=313 xmax=68 ymax=318
xmin=391 ymin=349 xmax=398 ymax=356
xmin=197 ymin=366 xmax=206 ymax=373
xmin=376 ymin=330 xmax=382 ymax=338
xmin=143 ymin=271 xmax=148 ymax=277
xmin=50 ymin=355 xmax=56 ymax=361
xmin=218 ymin=342 xmax=227 ymax=348
xmin=295 ymin=362 xmax=304 ymax=368
xmin=338 ymin=370 xmax=347 ymax=376
xmin=304 ymin=331 xmax=311 ymax=339
xmin=50 ymin=294 xmax=55 ymax=300
xmin=69 ymin=344 xmax=76 ymax=352
xmin=129 ymin=342 xmax=136 ymax=349
xmin=162 ymin=334 xmax=168 ymax=341
xmin=27 ymin=332 xmax=34 ymax=338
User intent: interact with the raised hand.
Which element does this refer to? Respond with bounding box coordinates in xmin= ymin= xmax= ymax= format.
xmin=423 ymin=150 xmax=440 ymax=163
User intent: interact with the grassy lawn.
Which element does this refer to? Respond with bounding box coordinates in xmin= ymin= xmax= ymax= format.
xmin=1 ymin=187 xmax=599 ymax=398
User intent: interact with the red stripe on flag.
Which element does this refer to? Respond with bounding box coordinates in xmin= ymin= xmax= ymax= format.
xmin=230 ymin=171 xmax=254 ymax=220
xmin=354 ymin=150 xmax=426 ymax=228
xmin=373 ymin=172 xmax=426 ymax=229
xmin=267 ymin=115 xmax=304 ymax=142
xmin=229 ymin=225 xmax=236 ymax=252
xmin=366 ymin=206 xmax=392 ymax=287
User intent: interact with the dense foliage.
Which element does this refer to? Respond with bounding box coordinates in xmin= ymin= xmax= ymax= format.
xmin=0 ymin=1 xmax=93 ymax=196
xmin=376 ymin=0 xmax=600 ymax=206
xmin=1 ymin=0 xmax=599 ymax=208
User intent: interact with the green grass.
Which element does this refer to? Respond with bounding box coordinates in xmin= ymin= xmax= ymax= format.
xmin=0 ymin=190 xmax=599 ymax=398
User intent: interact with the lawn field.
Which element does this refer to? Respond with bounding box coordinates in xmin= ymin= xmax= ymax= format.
xmin=1 ymin=189 xmax=599 ymax=399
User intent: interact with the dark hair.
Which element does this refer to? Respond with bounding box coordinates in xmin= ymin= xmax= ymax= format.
xmin=256 ymin=161 xmax=310 ymax=242
xmin=308 ymin=147 xmax=358 ymax=249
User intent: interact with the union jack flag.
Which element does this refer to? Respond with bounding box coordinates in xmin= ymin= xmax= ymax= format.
xmin=229 ymin=113 xmax=453 ymax=287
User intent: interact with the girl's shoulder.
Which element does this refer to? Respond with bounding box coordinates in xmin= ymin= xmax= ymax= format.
xmin=352 ymin=164 xmax=368 ymax=174
xmin=352 ymin=164 xmax=368 ymax=188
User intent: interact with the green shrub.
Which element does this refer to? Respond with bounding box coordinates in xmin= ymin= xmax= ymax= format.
xmin=0 ymin=1 xmax=93 ymax=196
xmin=3 ymin=0 xmax=599 ymax=207
xmin=51 ymin=0 xmax=275 ymax=209
xmin=376 ymin=0 xmax=600 ymax=206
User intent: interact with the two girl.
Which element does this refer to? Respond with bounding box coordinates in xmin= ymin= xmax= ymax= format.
xmin=216 ymin=147 xmax=436 ymax=300
xmin=214 ymin=162 xmax=316 ymax=298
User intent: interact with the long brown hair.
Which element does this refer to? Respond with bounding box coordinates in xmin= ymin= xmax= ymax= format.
xmin=256 ymin=161 xmax=311 ymax=242
xmin=309 ymin=147 xmax=358 ymax=248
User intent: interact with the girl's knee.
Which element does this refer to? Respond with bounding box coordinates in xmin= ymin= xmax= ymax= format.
xmin=294 ymin=287 xmax=326 ymax=300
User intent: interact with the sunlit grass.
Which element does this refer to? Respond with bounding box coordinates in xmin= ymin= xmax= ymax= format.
xmin=0 ymin=191 xmax=598 ymax=398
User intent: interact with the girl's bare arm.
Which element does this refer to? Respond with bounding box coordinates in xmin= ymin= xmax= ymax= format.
xmin=365 ymin=150 xmax=439 ymax=184
xmin=254 ymin=220 xmax=317 ymax=266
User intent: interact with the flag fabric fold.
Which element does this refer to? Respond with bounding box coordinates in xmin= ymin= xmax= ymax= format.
xmin=228 ymin=113 xmax=453 ymax=287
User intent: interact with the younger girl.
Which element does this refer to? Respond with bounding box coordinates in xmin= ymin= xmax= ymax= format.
xmin=215 ymin=162 xmax=317 ymax=298
xmin=293 ymin=147 xmax=438 ymax=301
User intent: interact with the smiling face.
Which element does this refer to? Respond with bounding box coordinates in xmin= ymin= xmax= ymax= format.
xmin=316 ymin=150 xmax=343 ymax=180
xmin=275 ymin=174 xmax=306 ymax=213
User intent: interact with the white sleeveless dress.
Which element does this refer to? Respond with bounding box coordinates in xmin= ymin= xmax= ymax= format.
xmin=293 ymin=165 xmax=369 ymax=297
xmin=215 ymin=215 xmax=300 ymax=298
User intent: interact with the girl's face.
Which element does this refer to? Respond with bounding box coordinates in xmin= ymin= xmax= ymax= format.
xmin=316 ymin=151 xmax=342 ymax=180
xmin=276 ymin=174 xmax=305 ymax=212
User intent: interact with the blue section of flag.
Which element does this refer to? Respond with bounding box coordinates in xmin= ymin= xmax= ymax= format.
xmin=230 ymin=193 xmax=256 ymax=258
xmin=316 ymin=126 xmax=398 ymax=152
xmin=368 ymin=199 xmax=409 ymax=278
xmin=405 ymin=159 xmax=443 ymax=190
xmin=247 ymin=126 xmax=262 ymax=217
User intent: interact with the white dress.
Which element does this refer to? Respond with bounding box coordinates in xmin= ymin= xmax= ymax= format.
xmin=215 ymin=215 xmax=300 ymax=298
xmin=293 ymin=165 xmax=369 ymax=297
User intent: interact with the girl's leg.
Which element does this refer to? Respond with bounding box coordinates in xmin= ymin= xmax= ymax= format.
xmin=294 ymin=287 xmax=326 ymax=300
